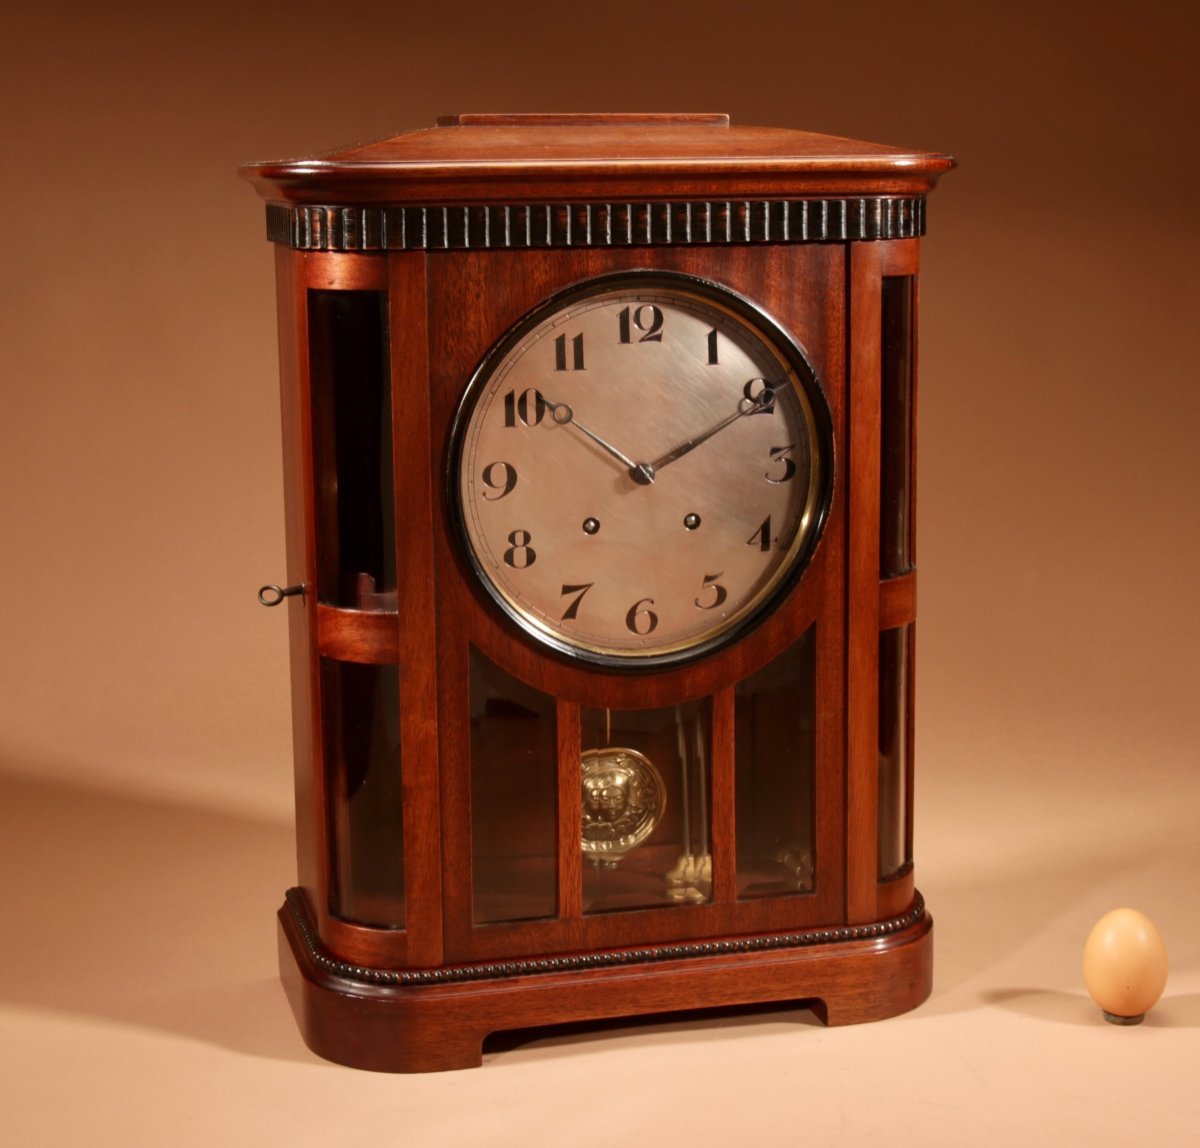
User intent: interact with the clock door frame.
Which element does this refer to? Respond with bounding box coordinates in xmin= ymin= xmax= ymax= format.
xmin=426 ymin=244 xmax=848 ymax=963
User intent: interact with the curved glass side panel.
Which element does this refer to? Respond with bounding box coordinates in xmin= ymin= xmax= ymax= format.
xmin=880 ymin=275 xmax=915 ymax=577
xmin=323 ymin=658 xmax=404 ymax=928
xmin=878 ymin=625 xmax=912 ymax=878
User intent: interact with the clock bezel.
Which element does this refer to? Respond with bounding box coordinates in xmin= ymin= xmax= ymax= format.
xmin=446 ymin=267 xmax=835 ymax=671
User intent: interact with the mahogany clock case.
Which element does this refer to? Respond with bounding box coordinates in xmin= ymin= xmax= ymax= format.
xmin=242 ymin=115 xmax=953 ymax=1072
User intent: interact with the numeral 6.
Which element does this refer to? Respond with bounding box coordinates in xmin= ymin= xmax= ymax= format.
xmin=625 ymin=597 xmax=659 ymax=635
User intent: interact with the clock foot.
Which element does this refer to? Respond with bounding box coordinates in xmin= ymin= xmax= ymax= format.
xmin=277 ymin=889 xmax=933 ymax=1072
xmin=276 ymin=914 xmax=484 ymax=1073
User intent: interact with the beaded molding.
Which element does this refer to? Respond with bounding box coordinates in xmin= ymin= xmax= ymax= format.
xmin=284 ymin=887 xmax=927 ymax=988
xmin=266 ymin=196 xmax=926 ymax=251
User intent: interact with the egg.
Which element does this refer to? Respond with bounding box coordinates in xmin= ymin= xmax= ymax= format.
xmin=1082 ymin=908 xmax=1168 ymax=1024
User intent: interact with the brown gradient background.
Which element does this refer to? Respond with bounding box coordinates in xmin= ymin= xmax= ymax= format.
xmin=2 ymin=1 xmax=1198 ymax=1143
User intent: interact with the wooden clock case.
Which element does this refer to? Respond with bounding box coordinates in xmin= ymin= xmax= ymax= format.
xmin=242 ymin=114 xmax=953 ymax=1072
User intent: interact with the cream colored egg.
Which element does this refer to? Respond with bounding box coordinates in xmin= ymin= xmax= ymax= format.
xmin=1082 ymin=908 xmax=1168 ymax=1022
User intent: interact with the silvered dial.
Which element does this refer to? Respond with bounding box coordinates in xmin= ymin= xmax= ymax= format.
xmin=453 ymin=272 xmax=831 ymax=666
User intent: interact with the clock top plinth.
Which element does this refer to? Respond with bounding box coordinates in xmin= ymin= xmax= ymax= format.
xmin=240 ymin=113 xmax=954 ymax=205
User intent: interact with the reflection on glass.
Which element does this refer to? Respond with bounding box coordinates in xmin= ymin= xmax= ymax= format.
xmin=469 ymin=649 xmax=558 ymax=925
xmin=881 ymin=275 xmax=914 ymax=577
xmin=581 ymin=700 xmax=712 ymax=914
xmin=323 ymin=659 xmax=404 ymax=928
xmin=309 ymin=289 xmax=396 ymax=608
xmin=735 ymin=627 xmax=816 ymax=899
xmin=878 ymin=626 xmax=911 ymax=878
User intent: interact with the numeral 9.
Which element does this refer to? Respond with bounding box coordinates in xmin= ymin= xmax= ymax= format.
xmin=481 ymin=461 xmax=517 ymax=500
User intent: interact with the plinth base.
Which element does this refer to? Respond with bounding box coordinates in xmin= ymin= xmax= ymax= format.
xmin=277 ymin=890 xmax=933 ymax=1073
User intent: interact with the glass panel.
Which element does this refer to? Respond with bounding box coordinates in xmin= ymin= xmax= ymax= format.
xmin=735 ymin=627 xmax=816 ymax=899
xmin=309 ymin=290 xmax=396 ymax=608
xmin=470 ymin=649 xmax=558 ymax=925
xmin=323 ymin=659 xmax=404 ymax=928
xmin=880 ymin=276 xmax=914 ymax=577
xmin=582 ymin=700 xmax=712 ymax=914
xmin=878 ymin=625 xmax=911 ymax=878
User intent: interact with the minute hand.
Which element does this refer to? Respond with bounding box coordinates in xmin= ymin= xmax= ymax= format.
xmin=647 ymin=391 xmax=773 ymax=473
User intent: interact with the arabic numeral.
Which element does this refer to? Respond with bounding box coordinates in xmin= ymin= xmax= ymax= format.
xmin=481 ymin=461 xmax=518 ymax=500
xmin=560 ymin=582 xmax=594 ymax=620
xmin=747 ymin=516 xmax=773 ymax=552
xmin=554 ymin=332 xmax=586 ymax=371
xmin=618 ymin=304 xmax=664 ymax=344
xmin=503 ymin=388 xmax=547 ymax=427
xmin=503 ymin=529 xmax=537 ymax=568
xmin=694 ymin=573 xmax=728 ymax=610
xmin=742 ymin=378 xmax=776 ymax=414
xmin=766 ymin=445 xmax=796 ymax=484
xmin=625 ymin=597 xmax=659 ymax=635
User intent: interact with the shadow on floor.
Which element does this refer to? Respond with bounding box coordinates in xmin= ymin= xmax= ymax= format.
xmin=0 ymin=764 xmax=311 ymax=1064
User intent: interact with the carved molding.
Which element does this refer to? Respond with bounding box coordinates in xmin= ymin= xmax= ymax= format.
xmin=266 ymin=197 xmax=926 ymax=251
xmin=284 ymin=887 xmax=928 ymax=987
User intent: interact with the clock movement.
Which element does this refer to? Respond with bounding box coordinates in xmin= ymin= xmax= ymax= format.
xmin=242 ymin=113 xmax=953 ymax=1072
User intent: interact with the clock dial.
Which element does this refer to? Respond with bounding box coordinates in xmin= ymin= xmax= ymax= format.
xmin=452 ymin=272 xmax=832 ymax=666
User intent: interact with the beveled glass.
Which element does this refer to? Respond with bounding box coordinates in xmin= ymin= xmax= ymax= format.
xmin=734 ymin=627 xmax=817 ymax=898
xmin=581 ymin=699 xmax=713 ymax=913
xmin=469 ymin=649 xmax=559 ymax=925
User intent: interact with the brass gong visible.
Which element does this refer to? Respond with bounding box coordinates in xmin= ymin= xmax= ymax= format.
xmin=580 ymin=747 xmax=666 ymax=864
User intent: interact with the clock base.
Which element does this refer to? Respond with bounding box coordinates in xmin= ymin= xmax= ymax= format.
xmin=277 ymin=890 xmax=933 ymax=1073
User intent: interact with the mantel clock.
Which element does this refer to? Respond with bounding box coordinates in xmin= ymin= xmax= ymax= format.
xmin=242 ymin=113 xmax=953 ymax=1072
